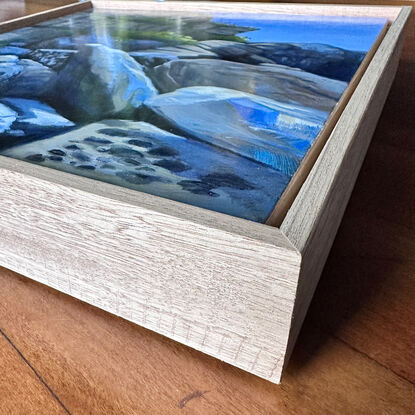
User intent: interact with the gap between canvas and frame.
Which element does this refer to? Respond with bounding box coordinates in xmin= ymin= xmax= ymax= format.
xmin=265 ymin=21 xmax=390 ymax=227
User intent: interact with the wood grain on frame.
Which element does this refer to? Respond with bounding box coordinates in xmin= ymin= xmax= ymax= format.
xmin=0 ymin=154 xmax=301 ymax=384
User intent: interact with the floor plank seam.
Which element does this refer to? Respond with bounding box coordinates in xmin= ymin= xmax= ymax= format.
xmin=0 ymin=326 xmax=72 ymax=415
xmin=330 ymin=332 xmax=415 ymax=386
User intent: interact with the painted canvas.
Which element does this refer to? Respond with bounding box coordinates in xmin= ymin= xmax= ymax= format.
xmin=0 ymin=9 xmax=386 ymax=222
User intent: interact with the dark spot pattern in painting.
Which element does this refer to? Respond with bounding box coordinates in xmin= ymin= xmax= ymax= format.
xmin=153 ymin=158 xmax=190 ymax=172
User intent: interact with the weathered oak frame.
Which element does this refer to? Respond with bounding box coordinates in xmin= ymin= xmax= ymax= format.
xmin=0 ymin=1 xmax=410 ymax=384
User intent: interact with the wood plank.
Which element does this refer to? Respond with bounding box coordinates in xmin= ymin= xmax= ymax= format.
xmin=0 ymin=1 xmax=92 ymax=34
xmin=308 ymin=252 xmax=415 ymax=384
xmin=281 ymin=3 xmax=410 ymax=263
xmin=0 ymin=267 xmax=414 ymax=415
xmin=0 ymin=330 xmax=67 ymax=414
xmin=0 ymin=0 xmax=76 ymax=22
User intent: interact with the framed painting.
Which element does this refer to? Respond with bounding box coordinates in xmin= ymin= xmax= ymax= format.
xmin=0 ymin=0 xmax=411 ymax=383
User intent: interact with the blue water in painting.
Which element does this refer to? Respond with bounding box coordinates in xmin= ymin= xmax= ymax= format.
xmin=212 ymin=15 xmax=387 ymax=51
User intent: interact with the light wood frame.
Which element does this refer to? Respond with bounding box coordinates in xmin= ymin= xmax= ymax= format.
xmin=0 ymin=1 xmax=410 ymax=384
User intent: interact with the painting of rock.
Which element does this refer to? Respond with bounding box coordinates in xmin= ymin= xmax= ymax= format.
xmin=0 ymin=10 xmax=386 ymax=222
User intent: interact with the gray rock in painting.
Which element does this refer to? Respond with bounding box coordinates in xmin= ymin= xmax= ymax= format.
xmin=33 ymin=35 xmax=96 ymax=50
xmin=27 ymin=49 xmax=77 ymax=70
xmin=151 ymin=59 xmax=347 ymax=112
xmin=2 ymin=119 xmax=290 ymax=223
xmin=130 ymin=45 xmax=217 ymax=67
xmin=142 ymin=86 xmax=328 ymax=175
xmin=56 ymin=44 xmax=158 ymax=122
xmin=0 ymin=46 xmax=30 ymax=56
xmin=198 ymin=40 xmax=240 ymax=50
xmin=129 ymin=51 xmax=179 ymax=67
xmin=155 ymin=45 xmax=218 ymax=58
xmin=0 ymin=55 xmax=20 ymax=79
xmin=0 ymin=32 xmax=23 ymax=47
xmin=198 ymin=41 xmax=365 ymax=82
xmin=0 ymin=24 xmax=88 ymax=49
xmin=0 ymin=55 xmax=57 ymax=99
xmin=0 ymin=98 xmax=74 ymax=147
xmin=121 ymin=39 xmax=165 ymax=52
xmin=0 ymin=102 xmax=17 ymax=134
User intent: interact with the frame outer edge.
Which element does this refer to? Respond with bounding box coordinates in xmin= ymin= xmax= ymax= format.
xmin=0 ymin=164 xmax=301 ymax=384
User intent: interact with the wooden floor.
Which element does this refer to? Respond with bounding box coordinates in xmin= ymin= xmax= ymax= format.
xmin=1 ymin=1 xmax=415 ymax=413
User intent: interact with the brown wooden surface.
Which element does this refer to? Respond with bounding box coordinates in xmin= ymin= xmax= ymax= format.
xmin=0 ymin=0 xmax=75 ymax=21
xmin=0 ymin=332 xmax=67 ymax=414
xmin=0 ymin=1 xmax=415 ymax=413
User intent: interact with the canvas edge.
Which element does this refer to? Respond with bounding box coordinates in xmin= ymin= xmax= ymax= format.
xmin=280 ymin=5 xmax=412 ymax=375
xmin=266 ymin=22 xmax=390 ymax=227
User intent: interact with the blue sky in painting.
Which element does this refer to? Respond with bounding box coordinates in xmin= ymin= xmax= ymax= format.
xmin=212 ymin=15 xmax=387 ymax=52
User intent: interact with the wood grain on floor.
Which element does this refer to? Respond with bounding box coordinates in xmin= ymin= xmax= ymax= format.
xmin=0 ymin=0 xmax=75 ymax=21
xmin=0 ymin=1 xmax=415 ymax=414
xmin=1 ymin=268 xmax=414 ymax=415
xmin=0 ymin=329 xmax=67 ymax=414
